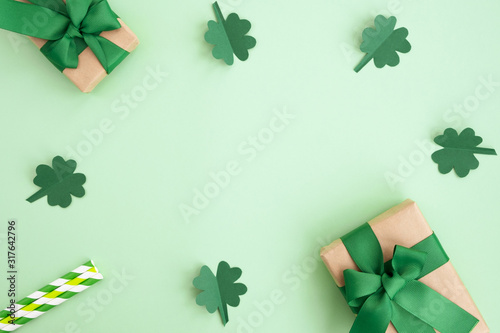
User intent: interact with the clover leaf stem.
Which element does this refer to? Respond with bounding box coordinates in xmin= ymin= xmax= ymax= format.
xmin=213 ymin=2 xmax=225 ymax=24
xmin=220 ymin=302 xmax=229 ymax=326
xmin=472 ymin=147 xmax=497 ymax=155
xmin=354 ymin=52 xmax=374 ymax=73
xmin=26 ymin=188 xmax=49 ymax=203
xmin=444 ymin=147 xmax=497 ymax=155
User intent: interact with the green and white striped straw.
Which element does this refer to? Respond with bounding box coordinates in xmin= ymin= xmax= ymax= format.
xmin=0 ymin=261 xmax=95 ymax=322
xmin=0 ymin=260 xmax=103 ymax=332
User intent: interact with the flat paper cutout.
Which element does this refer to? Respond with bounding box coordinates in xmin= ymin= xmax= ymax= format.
xmin=193 ymin=261 xmax=247 ymax=326
xmin=26 ymin=156 xmax=86 ymax=208
xmin=205 ymin=2 xmax=256 ymax=65
xmin=431 ymin=128 xmax=497 ymax=177
xmin=354 ymin=15 xmax=411 ymax=72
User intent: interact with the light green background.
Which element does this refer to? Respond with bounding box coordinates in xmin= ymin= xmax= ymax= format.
xmin=0 ymin=0 xmax=499 ymax=332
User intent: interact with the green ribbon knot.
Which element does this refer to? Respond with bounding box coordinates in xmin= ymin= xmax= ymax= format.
xmin=0 ymin=0 xmax=129 ymax=73
xmin=341 ymin=223 xmax=479 ymax=333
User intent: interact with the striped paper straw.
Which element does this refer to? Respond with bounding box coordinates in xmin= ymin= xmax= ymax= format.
xmin=1 ymin=271 xmax=103 ymax=332
xmin=0 ymin=260 xmax=103 ymax=332
xmin=0 ymin=261 xmax=95 ymax=322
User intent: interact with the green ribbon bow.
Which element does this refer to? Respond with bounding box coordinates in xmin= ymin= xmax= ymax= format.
xmin=340 ymin=223 xmax=479 ymax=333
xmin=0 ymin=0 xmax=129 ymax=73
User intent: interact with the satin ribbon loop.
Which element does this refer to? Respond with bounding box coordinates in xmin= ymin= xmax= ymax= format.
xmin=341 ymin=224 xmax=479 ymax=333
xmin=0 ymin=0 xmax=128 ymax=73
xmin=344 ymin=270 xmax=382 ymax=308
xmin=345 ymin=246 xmax=424 ymax=303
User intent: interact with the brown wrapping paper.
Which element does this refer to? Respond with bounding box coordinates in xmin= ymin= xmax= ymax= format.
xmin=320 ymin=199 xmax=489 ymax=333
xmin=19 ymin=0 xmax=139 ymax=92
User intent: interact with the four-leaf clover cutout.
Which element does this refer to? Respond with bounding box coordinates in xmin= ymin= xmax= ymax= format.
xmin=193 ymin=261 xmax=247 ymax=325
xmin=26 ymin=156 xmax=86 ymax=208
xmin=355 ymin=15 xmax=411 ymax=72
xmin=205 ymin=2 xmax=256 ymax=65
xmin=432 ymin=128 xmax=497 ymax=177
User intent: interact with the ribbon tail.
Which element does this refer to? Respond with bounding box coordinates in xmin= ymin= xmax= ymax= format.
xmin=391 ymin=302 xmax=436 ymax=333
xmin=394 ymin=280 xmax=479 ymax=333
xmin=0 ymin=0 xmax=69 ymax=40
xmin=350 ymin=290 xmax=392 ymax=333
xmin=344 ymin=269 xmax=383 ymax=309
xmin=40 ymin=36 xmax=79 ymax=71
xmin=27 ymin=0 xmax=68 ymax=15
xmin=84 ymin=35 xmax=129 ymax=73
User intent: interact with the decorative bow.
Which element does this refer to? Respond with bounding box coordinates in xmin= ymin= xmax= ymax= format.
xmin=341 ymin=224 xmax=479 ymax=333
xmin=0 ymin=0 xmax=129 ymax=73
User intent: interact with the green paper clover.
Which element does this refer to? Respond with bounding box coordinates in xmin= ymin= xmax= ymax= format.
xmin=354 ymin=15 xmax=411 ymax=72
xmin=204 ymin=1 xmax=256 ymax=65
xmin=431 ymin=128 xmax=497 ymax=177
xmin=26 ymin=156 xmax=86 ymax=208
xmin=193 ymin=261 xmax=247 ymax=325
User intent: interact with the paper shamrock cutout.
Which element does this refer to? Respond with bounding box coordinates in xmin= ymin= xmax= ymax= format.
xmin=193 ymin=261 xmax=247 ymax=325
xmin=431 ymin=128 xmax=497 ymax=177
xmin=204 ymin=1 xmax=256 ymax=65
xmin=354 ymin=15 xmax=411 ymax=72
xmin=26 ymin=156 xmax=86 ymax=208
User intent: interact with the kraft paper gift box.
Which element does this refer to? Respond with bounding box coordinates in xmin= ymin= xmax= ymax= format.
xmin=320 ymin=199 xmax=488 ymax=333
xmin=15 ymin=0 xmax=139 ymax=93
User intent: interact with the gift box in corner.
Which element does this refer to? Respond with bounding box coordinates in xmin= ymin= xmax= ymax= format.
xmin=0 ymin=0 xmax=139 ymax=92
xmin=320 ymin=199 xmax=488 ymax=333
